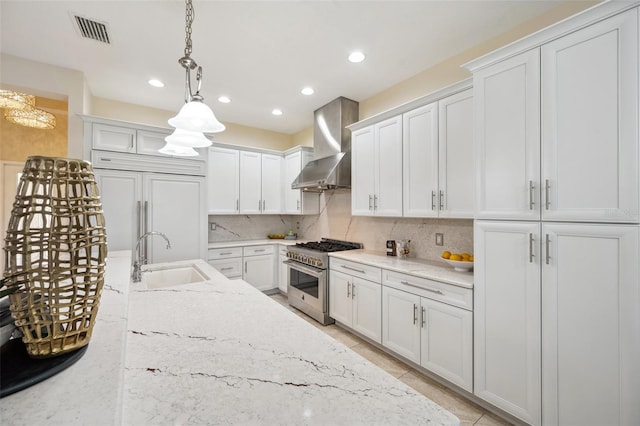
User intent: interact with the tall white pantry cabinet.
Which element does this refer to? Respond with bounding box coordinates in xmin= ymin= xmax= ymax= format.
xmin=466 ymin=3 xmax=640 ymax=426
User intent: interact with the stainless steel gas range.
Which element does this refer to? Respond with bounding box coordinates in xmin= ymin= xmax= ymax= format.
xmin=284 ymin=238 xmax=362 ymax=325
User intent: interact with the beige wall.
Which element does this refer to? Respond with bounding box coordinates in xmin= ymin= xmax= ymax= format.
xmin=359 ymin=1 xmax=599 ymax=121
xmin=0 ymin=96 xmax=68 ymax=162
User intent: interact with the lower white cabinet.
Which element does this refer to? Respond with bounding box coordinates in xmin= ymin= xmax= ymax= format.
xmin=475 ymin=220 xmax=640 ymax=425
xmin=382 ymin=275 xmax=473 ymax=392
xmin=208 ymin=247 xmax=243 ymax=279
xmin=329 ymin=270 xmax=382 ymax=343
xmin=243 ymin=245 xmax=276 ymax=291
xmin=278 ymin=245 xmax=288 ymax=293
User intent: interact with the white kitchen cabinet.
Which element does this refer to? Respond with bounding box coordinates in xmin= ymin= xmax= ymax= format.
xmin=278 ymin=245 xmax=288 ymax=293
xmin=329 ymin=270 xmax=382 ymax=343
xmin=92 ymin=123 xmax=136 ymax=153
xmin=402 ymin=89 xmax=473 ymax=218
xmin=239 ymin=151 xmax=282 ymax=214
xmin=95 ymin=169 xmax=207 ymax=263
xmin=473 ymin=8 xmax=639 ymax=223
xmin=283 ymin=148 xmax=319 ymax=215
xmin=382 ymin=271 xmax=473 ymax=392
xmin=208 ymin=247 xmax=243 ymax=279
xmin=351 ymin=116 xmax=403 ymax=217
xmin=474 ymin=220 xmax=541 ymax=425
xmin=208 ymin=146 xmax=240 ymax=214
xmin=540 ymin=10 xmax=638 ymax=223
xmin=541 ymin=223 xmax=640 ymax=426
xmin=243 ymin=245 xmax=276 ymax=291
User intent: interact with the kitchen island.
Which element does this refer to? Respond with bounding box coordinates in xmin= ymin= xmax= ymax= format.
xmin=1 ymin=251 xmax=458 ymax=425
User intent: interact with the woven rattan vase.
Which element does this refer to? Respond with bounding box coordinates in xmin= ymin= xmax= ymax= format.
xmin=3 ymin=156 xmax=107 ymax=358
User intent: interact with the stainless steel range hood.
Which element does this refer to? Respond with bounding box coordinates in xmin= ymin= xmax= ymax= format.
xmin=292 ymin=97 xmax=359 ymax=192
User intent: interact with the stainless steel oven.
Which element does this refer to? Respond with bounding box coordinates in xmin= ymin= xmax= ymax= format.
xmin=285 ymin=238 xmax=362 ymax=325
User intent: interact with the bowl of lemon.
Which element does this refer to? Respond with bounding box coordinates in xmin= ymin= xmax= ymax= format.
xmin=441 ymin=251 xmax=474 ymax=272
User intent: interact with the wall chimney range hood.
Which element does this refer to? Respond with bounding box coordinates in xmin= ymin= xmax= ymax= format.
xmin=291 ymin=97 xmax=359 ymax=192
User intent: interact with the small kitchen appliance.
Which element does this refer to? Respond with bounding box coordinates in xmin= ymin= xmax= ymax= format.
xmin=285 ymin=238 xmax=362 ymax=325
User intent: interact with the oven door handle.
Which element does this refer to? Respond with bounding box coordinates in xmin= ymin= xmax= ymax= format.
xmin=283 ymin=260 xmax=325 ymax=276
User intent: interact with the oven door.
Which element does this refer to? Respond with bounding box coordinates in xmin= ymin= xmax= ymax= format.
xmin=284 ymin=260 xmax=327 ymax=320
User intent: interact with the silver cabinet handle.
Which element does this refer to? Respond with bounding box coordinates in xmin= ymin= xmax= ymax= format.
xmin=347 ymin=282 xmax=351 ymax=298
xmin=400 ymin=280 xmax=443 ymax=295
xmin=529 ymin=180 xmax=535 ymax=210
xmin=368 ymin=195 xmax=373 ymax=211
xmin=100 ymin=157 xmax=112 ymax=162
xmin=529 ymin=233 xmax=535 ymax=263
xmin=258 ymin=200 xmax=262 ymax=211
xmin=431 ymin=191 xmax=436 ymax=210
xmin=545 ymin=179 xmax=550 ymax=210
xmin=545 ymin=234 xmax=551 ymax=265
xmin=439 ymin=190 xmax=444 ymax=210
xmin=236 ymin=199 xmax=239 ymax=211
xmin=143 ymin=201 xmax=149 ymax=261
xmin=352 ymin=283 xmax=355 ymax=298
xmin=341 ymin=265 xmax=365 ymax=274
xmin=297 ymin=199 xmax=300 ymax=211
xmin=254 ymin=249 xmax=266 ymax=253
xmin=244 ymin=261 xmax=248 ymax=273
xmin=219 ymin=252 xmax=232 ymax=256
xmin=374 ymin=195 xmax=378 ymax=210
xmin=421 ymin=306 xmax=426 ymax=328
xmin=413 ymin=304 xmax=418 ymax=325
xmin=262 ymin=200 xmax=265 ymax=211
xmin=220 ymin=267 xmax=233 ymax=271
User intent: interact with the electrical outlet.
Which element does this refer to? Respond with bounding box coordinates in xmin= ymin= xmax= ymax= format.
xmin=435 ymin=233 xmax=444 ymax=246
xmin=210 ymin=223 xmax=216 ymax=231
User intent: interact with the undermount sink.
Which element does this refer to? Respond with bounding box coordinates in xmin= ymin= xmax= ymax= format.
xmin=141 ymin=264 xmax=210 ymax=289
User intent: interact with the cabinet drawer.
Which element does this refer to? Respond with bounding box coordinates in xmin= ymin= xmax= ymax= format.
xmin=208 ymin=247 xmax=243 ymax=260
xmin=208 ymin=258 xmax=242 ymax=278
xmin=243 ymin=244 xmax=274 ymax=256
xmin=383 ymin=270 xmax=472 ymax=310
xmin=330 ymin=258 xmax=381 ymax=283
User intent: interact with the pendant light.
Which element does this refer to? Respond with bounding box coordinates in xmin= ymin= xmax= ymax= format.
xmin=162 ymin=0 xmax=224 ymax=156
xmin=0 ymin=90 xmax=36 ymax=110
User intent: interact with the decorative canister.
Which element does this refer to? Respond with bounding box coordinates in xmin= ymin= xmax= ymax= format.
xmin=3 ymin=156 xmax=107 ymax=358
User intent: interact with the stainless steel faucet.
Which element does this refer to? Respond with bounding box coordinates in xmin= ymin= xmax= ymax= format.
xmin=131 ymin=231 xmax=172 ymax=282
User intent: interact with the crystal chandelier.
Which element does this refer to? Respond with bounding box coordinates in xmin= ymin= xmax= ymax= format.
xmin=0 ymin=90 xmax=56 ymax=130
xmin=161 ymin=0 xmax=224 ymax=156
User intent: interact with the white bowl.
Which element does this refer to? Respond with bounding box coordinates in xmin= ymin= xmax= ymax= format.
xmin=441 ymin=257 xmax=474 ymax=272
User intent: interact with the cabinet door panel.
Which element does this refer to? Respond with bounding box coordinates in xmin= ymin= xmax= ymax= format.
xmin=439 ymin=89 xmax=474 ymax=218
xmin=474 ymin=50 xmax=540 ymax=220
xmin=542 ymin=10 xmax=638 ymax=223
xmin=92 ymin=124 xmax=136 ymax=153
xmin=403 ymin=103 xmax=438 ymax=218
xmin=261 ymin=154 xmax=282 ymax=214
xmin=351 ymin=277 xmax=382 ymax=344
xmin=95 ymin=169 xmax=142 ymax=251
xmin=382 ymin=286 xmax=420 ymax=363
xmin=243 ymin=254 xmax=275 ymax=291
xmin=137 ymin=130 xmax=170 ymax=156
xmin=144 ymin=173 xmax=206 ymax=263
xmin=239 ymin=151 xmax=262 ymax=214
xmin=284 ymin=151 xmax=301 ymax=213
xmin=208 ymin=147 xmax=239 ymax=214
xmin=474 ymin=220 xmax=541 ymax=425
xmin=542 ymin=223 xmax=640 ymax=426
xmin=329 ymin=270 xmax=352 ymax=326
xmin=375 ymin=116 xmax=403 ymax=216
xmin=420 ymin=298 xmax=472 ymax=392
xmin=351 ymin=127 xmax=376 ymax=216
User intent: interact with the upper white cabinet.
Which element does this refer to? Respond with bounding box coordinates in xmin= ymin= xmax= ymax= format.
xmin=92 ymin=123 xmax=136 ymax=153
xmin=283 ymin=148 xmax=319 ymax=215
xmin=403 ymin=89 xmax=473 ymax=218
xmin=239 ymin=151 xmax=281 ymax=214
xmin=208 ymin=146 xmax=240 ymax=214
xmin=352 ymin=115 xmax=403 ymax=217
xmin=472 ymin=8 xmax=639 ymax=223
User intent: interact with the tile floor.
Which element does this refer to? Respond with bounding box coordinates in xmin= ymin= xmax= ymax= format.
xmin=270 ymin=293 xmax=512 ymax=426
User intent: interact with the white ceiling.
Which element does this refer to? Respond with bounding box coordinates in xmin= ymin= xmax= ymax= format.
xmin=1 ymin=1 xmax=580 ymax=134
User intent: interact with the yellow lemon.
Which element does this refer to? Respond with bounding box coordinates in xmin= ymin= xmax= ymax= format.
xmin=442 ymin=250 xmax=451 ymax=259
xmin=461 ymin=253 xmax=471 ymax=260
xmin=449 ymin=254 xmax=462 ymax=261
xmin=468 ymin=255 xmax=474 ymax=262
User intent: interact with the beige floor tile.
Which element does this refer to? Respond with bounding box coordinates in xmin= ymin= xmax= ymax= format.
xmin=349 ymin=343 xmax=411 ymax=378
xmin=320 ymin=325 xmax=365 ymax=348
xmin=398 ymin=370 xmax=484 ymax=424
xmin=474 ymin=412 xmax=513 ymax=426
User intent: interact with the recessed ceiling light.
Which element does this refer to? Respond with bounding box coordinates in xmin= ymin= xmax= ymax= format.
xmin=148 ymin=79 xmax=165 ymax=88
xmin=272 ymin=109 xmax=283 ymax=116
xmin=301 ymin=87 xmax=314 ymax=96
xmin=218 ymin=96 xmax=231 ymax=103
xmin=348 ymin=51 xmax=365 ymax=63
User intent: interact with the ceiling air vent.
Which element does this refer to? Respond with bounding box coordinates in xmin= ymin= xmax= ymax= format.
xmin=73 ymin=14 xmax=111 ymax=44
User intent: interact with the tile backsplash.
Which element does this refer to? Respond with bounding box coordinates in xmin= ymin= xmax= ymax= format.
xmin=208 ymin=189 xmax=473 ymax=261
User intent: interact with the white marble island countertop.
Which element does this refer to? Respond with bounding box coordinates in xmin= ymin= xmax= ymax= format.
xmin=124 ymin=260 xmax=459 ymax=425
xmin=329 ymin=250 xmax=473 ymax=289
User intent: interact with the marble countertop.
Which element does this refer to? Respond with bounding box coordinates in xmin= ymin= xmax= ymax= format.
xmin=329 ymin=250 xmax=474 ymax=289
xmin=208 ymin=238 xmax=301 ymax=249
xmin=2 ymin=252 xmax=459 ymax=425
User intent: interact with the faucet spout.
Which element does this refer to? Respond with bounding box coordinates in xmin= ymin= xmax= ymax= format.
xmin=132 ymin=231 xmax=172 ymax=282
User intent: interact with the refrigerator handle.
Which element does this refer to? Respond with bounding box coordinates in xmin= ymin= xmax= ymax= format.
xmin=144 ymin=201 xmax=149 ymax=262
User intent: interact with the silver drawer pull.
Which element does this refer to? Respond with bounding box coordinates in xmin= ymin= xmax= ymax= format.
xmin=219 ymin=252 xmax=232 ymax=256
xmin=341 ymin=265 xmax=365 ymax=274
xmin=413 ymin=304 xmax=418 ymax=325
xmin=400 ymin=280 xmax=443 ymax=295
xmin=100 ymin=157 xmax=112 ymax=162
xmin=220 ymin=267 xmax=233 ymax=271
xmin=254 ymin=249 xmax=266 ymax=253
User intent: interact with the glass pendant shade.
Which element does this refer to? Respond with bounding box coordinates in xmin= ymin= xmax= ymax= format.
xmin=165 ymin=128 xmax=212 ymax=148
xmin=0 ymin=90 xmax=36 ymax=110
xmin=159 ymin=141 xmax=199 ymax=157
xmin=168 ymin=100 xmax=226 ymax=133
